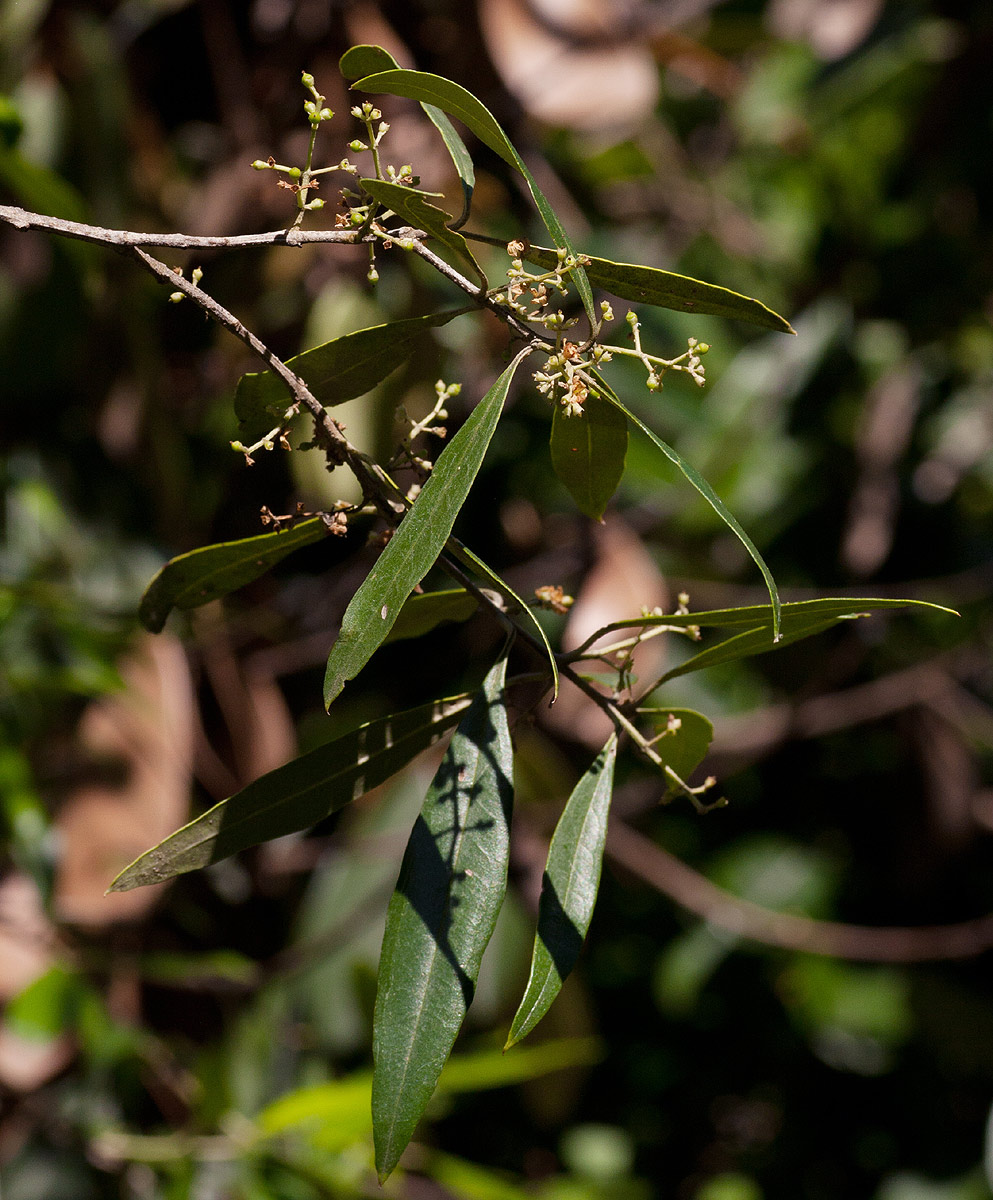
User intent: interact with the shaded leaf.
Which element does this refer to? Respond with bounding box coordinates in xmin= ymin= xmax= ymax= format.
xmin=655 ymin=615 xmax=844 ymax=684
xmin=361 ymin=178 xmax=484 ymax=285
xmin=339 ymin=47 xmax=475 ymax=229
xmin=3 ymin=966 xmax=82 ymax=1041
xmin=234 ymin=309 xmax=467 ymax=440
xmin=592 ymin=370 xmax=782 ymax=638
xmin=507 ymin=735 xmax=617 ymax=1049
xmin=384 ymin=589 xmax=479 ymax=645
xmin=351 ymin=66 xmax=595 ymax=322
xmin=372 ymin=657 xmax=514 ymax=1180
xmin=323 ymin=350 xmax=529 ymax=709
xmin=524 ymin=245 xmax=796 ymax=334
xmin=138 ymin=518 xmax=331 ymax=633
xmin=109 ymin=694 xmax=473 ymax=891
xmin=636 ymin=708 xmax=714 ymax=794
xmin=446 ymin=537 xmax=559 ymax=700
xmin=550 ymin=391 xmax=628 ymax=521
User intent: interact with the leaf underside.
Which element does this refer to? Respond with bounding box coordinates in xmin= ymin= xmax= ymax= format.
xmin=372 ymin=656 xmax=515 ymax=1180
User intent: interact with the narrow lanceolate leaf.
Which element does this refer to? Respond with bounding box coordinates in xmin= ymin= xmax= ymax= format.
xmin=351 ymin=66 xmax=596 ymax=323
xmin=524 ymin=245 xmax=795 ymax=335
xmin=108 ymin=695 xmax=473 ymax=892
xmin=656 ymin=615 xmax=847 ymax=685
xmin=234 ymin=309 xmax=467 ymax=440
xmin=446 ymin=536 xmax=559 ymax=700
xmin=587 ymin=596 xmax=959 ymax=639
xmin=139 ymin=518 xmax=331 ymax=633
xmin=550 ymin=391 xmax=628 ymax=522
xmin=593 ymin=370 xmax=781 ymax=639
xmin=383 ymin=589 xmax=479 ymax=645
xmin=372 ymin=657 xmax=514 ymax=1180
xmin=507 ymin=735 xmax=617 ymax=1049
xmin=421 ymin=105 xmax=474 ymax=229
xmin=636 ymin=708 xmax=714 ymax=796
xmin=323 ymin=350 xmax=529 ymax=709
xmin=339 ymin=47 xmax=475 ymax=230
xmin=361 ymin=178 xmax=484 ymax=285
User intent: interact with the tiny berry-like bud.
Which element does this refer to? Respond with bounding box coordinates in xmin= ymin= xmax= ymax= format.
xmin=350 ymin=105 xmax=363 ymax=119
xmin=304 ymin=101 xmax=317 ymax=116
xmin=626 ymin=310 xmax=638 ymax=325
xmin=370 ymin=107 xmax=382 ymax=120
xmin=251 ymin=159 xmax=268 ymax=170
xmin=697 ymin=342 xmax=710 ymax=353
xmin=349 ymin=139 xmax=367 ymax=152
xmin=289 ymin=166 xmax=301 ymax=178
xmin=367 ymin=267 xmax=379 ymax=282
xmin=301 ymin=72 xmax=315 ymax=87
xmin=309 ymin=198 xmax=325 ymax=209
xmin=319 ymin=107 xmax=333 ymax=121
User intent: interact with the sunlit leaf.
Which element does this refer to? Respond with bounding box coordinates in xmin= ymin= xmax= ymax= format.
xmin=636 ymin=707 xmax=714 ymax=793
xmin=593 ymin=370 xmax=782 ymax=638
xmin=109 ymin=694 xmax=474 ymax=891
xmin=507 ymin=735 xmax=617 ymax=1048
xmin=234 ymin=309 xmax=468 ymax=440
xmin=3 ymin=966 xmax=82 ymax=1040
xmin=350 ymin=66 xmax=595 ymax=322
xmin=139 ymin=517 xmax=331 ymax=633
xmin=384 ymin=588 xmax=479 ymax=644
xmin=323 ymin=350 xmax=529 ymax=709
xmin=524 ymin=245 xmax=796 ymax=334
xmin=372 ymin=657 xmax=514 ymax=1180
xmin=550 ymin=391 xmax=628 ymax=521
xmin=361 ymin=178 xmax=484 ymax=285
xmin=339 ymin=47 xmax=475 ymax=229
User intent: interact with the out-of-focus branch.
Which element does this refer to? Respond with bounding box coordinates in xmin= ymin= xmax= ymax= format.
xmin=606 ymin=820 xmax=993 ymax=963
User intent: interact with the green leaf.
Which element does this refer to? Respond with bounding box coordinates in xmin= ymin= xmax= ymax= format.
xmin=108 ymin=694 xmax=474 ymax=891
xmin=549 ymin=390 xmax=628 ymax=521
xmin=234 ymin=309 xmax=467 ymax=441
xmin=4 ymin=966 xmax=82 ymax=1041
xmin=323 ymin=350 xmax=529 ymax=708
xmin=593 ymin=370 xmax=781 ymax=639
xmin=446 ymin=537 xmax=559 ymax=700
xmin=258 ymin=1035 xmax=601 ymax=1144
xmin=507 ymin=735 xmax=617 ymax=1049
xmin=372 ymin=656 xmax=514 ymax=1180
xmin=361 ymin=178 xmax=484 ymax=285
xmin=339 ymin=47 xmax=475 ymax=229
xmin=524 ymin=245 xmax=796 ymax=334
xmin=339 ymin=44 xmax=400 ymax=80
xmin=636 ymin=708 xmax=714 ymax=794
xmin=350 ymin=67 xmax=596 ymax=323
xmin=421 ymin=105 xmax=475 ymax=229
xmin=384 ymin=588 xmax=479 ymax=644
xmin=597 ymin=596 xmax=958 ymax=636
xmin=655 ymin=615 xmax=844 ymax=684
xmin=139 ymin=517 xmax=331 ymax=633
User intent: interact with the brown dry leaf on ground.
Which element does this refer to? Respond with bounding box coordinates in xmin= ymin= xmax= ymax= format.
xmin=544 ymin=517 xmax=668 ymax=747
xmin=479 ymin=0 xmax=659 ymax=131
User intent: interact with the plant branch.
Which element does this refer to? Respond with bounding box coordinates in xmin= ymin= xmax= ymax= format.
xmin=606 ymin=821 xmax=993 ymax=963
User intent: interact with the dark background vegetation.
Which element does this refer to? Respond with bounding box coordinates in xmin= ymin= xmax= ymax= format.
xmin=2 ymin=1 xmax=993 ymax=1197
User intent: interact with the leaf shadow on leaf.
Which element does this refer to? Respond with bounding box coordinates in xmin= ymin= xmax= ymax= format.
xmin=534 ymin=872 xmax=584 ymax=980
xmin=396 ymin=699 xmax=514 ymax=1009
